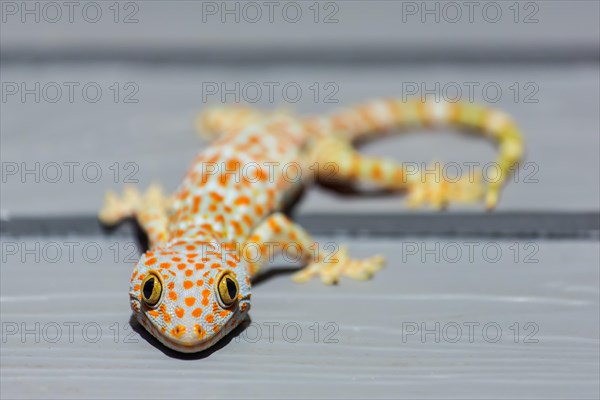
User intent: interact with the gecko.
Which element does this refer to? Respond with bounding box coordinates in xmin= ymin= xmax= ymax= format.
xmin=99 ymin=99 xmax=523 ymax=353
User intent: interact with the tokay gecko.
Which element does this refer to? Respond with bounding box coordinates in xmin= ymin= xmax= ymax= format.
xmin=99 ymin=99 xmax=523 ymax=353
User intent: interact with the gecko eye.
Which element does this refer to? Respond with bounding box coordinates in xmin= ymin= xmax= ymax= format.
xmin=215 ymin=271 xmax=239 ymax=308
xmin=141 ymin=271 xmax=163 ymax=307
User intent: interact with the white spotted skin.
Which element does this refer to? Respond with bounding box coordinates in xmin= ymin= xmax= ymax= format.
xmin=170 ymin=115 xmax=311 ymax=243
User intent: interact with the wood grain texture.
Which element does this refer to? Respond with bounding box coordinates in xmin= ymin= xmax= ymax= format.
xmin=1 ymin=64 xmax=599 ymax=216
xmin=1 ymin=237 xmax=598 ymax=399
xmin=2 ymin=1 xmax=598 ymax=62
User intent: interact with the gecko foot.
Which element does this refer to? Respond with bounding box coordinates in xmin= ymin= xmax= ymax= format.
xmin=406 ymin=162 xmax=485 ymax=210
xmin=292 ymin=246 xmax=385 ymax=285
xmin=99 ymin=184 xmax=168 ymax=226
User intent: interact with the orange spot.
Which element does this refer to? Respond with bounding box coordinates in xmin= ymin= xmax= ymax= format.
xmin=194 ymin=324 xmax=206 ymax=339
xmin=160 ymin=262 xmax=171 ymax=269
xmin=234 ymin=196 xmax=250 ymax=206
xmin=210 ymin=192 xmax=224 ymax=202
xmin=201 ymin=289 xmax=211 ymax=306
xmin=192 ymin=196 xmax=201 ymax=213
xmin=195 ymin=263 xmax=205 ymax=270
xmin=168 ymin=282 xmax=175 ymax=290
xmin=372 ymin=164 xmax=383 ymax=180
xmin=185 ymin=297 xmax=196 ymax=307
xmin=172 ymin=257 xmax=181 ymax=262
xmin=177 ymin=263 xmax=187 ymax=270
xmin=211 ymin=263 xmax=221 ymax=269
xmin=175 ymin=307 xmax=185 ymax=318
xmin=148 ymin=310 xmax=159 ymax=317
xmin=145 ymin=258 xmax=157 ymax=266
xmin=186 ymin=245 xmax=196 ymax=251
xmin=208 ymin=277 xmax=214 ymax=285
xmin=226 ymin=260 xmax=237 ymax=268
xmin=268 ymin=218 xmax=282 ymax=234
xmin=183 ymin=280 xmax=193 ymax=290
xmin=219 ymin=310 xmax=231 ymax=318
xmin=130 ymin=270 xmax=138 ymax=282
xmin=242 ymin=214 xmax=253 ymax=226
xmin=185 ymin=269 xmax=193 ymax=277
xmin=192 ymin=308 xmax=202 ymax=318
xmin=196 ymin=279 xmax=204 ymax=286
xmin=231 ymin=221 xmax=243 ymax=236
xmin=171 ymin=325 xmax=186 ymax=338
xmin=168 ymin=291 xmax=178 ymax=301
xmin=223 ymin=242 xmax=237 ymax=251
xmin=213 ymin=325 xmax=219 ymax=333
xmin=205 ymin=314 xmax=214 ymax=323
xmin=133 ymin=284 xmax=140 ymax=292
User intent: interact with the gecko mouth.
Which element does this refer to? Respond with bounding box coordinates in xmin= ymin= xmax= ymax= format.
xmin=134 ymin=300 xmax=251 ymax=353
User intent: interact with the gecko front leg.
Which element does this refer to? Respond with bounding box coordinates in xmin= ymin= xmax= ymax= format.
xmin=99 ymin=184 xmax=173 ymax=248
xmin=243 ymin=213 xmax=384 ymax=285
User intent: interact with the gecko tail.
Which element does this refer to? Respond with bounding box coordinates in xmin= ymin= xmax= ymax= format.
xmin=304 ymin=99 xmax=524 ymax=209
xmin=195 ymin=106 xmax=293 ymax=139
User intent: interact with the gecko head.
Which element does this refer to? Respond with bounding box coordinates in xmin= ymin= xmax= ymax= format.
xmin=129 ymin=245 xmax=251 ymax=353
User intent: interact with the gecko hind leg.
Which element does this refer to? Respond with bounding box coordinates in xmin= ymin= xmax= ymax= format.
xmin=313 ymin=137 xmax=486 ymax=210
xmin=292 ymin=245 xmax=385 ymax=285
xmin=242 ymin=212 xmax=385 ymax=285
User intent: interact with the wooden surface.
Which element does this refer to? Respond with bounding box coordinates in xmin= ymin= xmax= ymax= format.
xmin=1 ymin=1 xmax=599 ymax=399
xmin=2 ymin=1 xmax=598 ymax=61
xmin=2 ymin=63 xmax=599 ymax=216
xmin=1 ymin=237 xmax=598 ymax=399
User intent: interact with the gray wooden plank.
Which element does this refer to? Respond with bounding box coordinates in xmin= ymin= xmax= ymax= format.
xmin=2 ymin=213 xmax=600 ymax=239
xmin=1 ymin=1 xmax=598 ymax=62
xmin=1 ymin=63 xmax=598 ymax=216
xmin=1 ymin=237 xmax=598 ymax=399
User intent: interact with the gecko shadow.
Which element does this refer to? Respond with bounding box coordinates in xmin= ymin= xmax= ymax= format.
xmin=129 ymin=314 xmax=251 ymax=360
xmin=317 ymin=180 xmax=402 ymax=197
